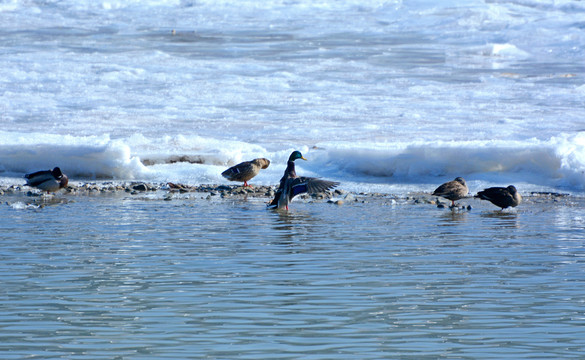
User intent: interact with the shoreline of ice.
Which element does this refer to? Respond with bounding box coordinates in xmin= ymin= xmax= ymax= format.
xmin=1 ymin=181 xmax=578 ymax=213
xmin=0 ymin=130 xmax=584 ymax=196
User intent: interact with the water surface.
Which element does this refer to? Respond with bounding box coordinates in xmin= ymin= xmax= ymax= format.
xmin=1 ymin=194 xmax=584 ymax=359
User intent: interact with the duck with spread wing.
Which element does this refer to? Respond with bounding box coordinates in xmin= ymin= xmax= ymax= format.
xmin=267 ymin=151 xmax=339 ymax=210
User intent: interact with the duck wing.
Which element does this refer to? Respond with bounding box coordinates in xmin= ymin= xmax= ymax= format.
xmin=288 ymin=177 xmax=339 ymax=198
xmin=476 ymin=187 xmax=516 ymax=208
xmin=433 ymin=182 xmax=455 ymax=196
xmin=221 ymin=161 xmax=255 ymax=181
xmin=476 ymin=187 xmax=505 ymax=200
xmin=432 ymin=181 xmax=468 ymax=200
xmin=24 ymin=170 xmax=55 ymax=187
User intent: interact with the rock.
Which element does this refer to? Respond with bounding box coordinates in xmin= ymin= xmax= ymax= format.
xmin=133 ymin=183 xmax=148 ymax=192
xmin=531 ymin=191 xmax=569 ymax=198
xmin=343 ymin=193 xmax=355 ymax=202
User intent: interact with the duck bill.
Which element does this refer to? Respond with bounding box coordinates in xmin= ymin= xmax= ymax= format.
xmin=301 ymin=156 xmax=307 ymax=161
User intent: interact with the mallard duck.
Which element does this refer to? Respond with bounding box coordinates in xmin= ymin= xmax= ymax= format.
xmin=267 ymin=151 xmax=339 ymax=210
xmin=24 ymin=167 xmax=69 ymax=193
xmin=432 ymin=177 xmax=469 ymax=207
xmin=276 ymin=150 xmax=306 ymax=184
xmin=475 ymin=185 xmax=521 ymax=210
xmin=221 ymin=158 xmax=270 ymax=187
xmin=276 ymin=176 xmax=339 ymax=210
xmin=267 ymin=150 xmax=306 ymax=207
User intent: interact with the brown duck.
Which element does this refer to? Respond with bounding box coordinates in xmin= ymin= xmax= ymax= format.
xmin=432 ymin=177 xmax=469 ymax=207
xmin=221 ymin=158 xmax=270 ymax=187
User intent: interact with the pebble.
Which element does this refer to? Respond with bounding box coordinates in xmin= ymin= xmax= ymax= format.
xmin=343 ymin=193 xmax=355 ymax=202
xmin=1 ymin=182 xmax=574 ymax=209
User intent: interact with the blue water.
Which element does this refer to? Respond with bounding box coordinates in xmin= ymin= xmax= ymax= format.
xmin=1 ymin=194 xmax=584 ymax=359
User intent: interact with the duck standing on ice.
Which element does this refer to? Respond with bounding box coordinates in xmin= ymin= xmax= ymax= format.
xmin=432 ymin=177 xmax=469 ymax=208
xmin=475 ymin=185 xmax=522 ymax=210
xmin=221 ymin=158 xmax=270 ymax=187
xmin=267 ymin=151 xmax=339 ymax=210
xmin=24 ymin=167 xmax=69 ymax=193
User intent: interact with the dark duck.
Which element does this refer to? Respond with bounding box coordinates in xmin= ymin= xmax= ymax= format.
xmin=267 ymin=151 xmax=339 ymax=210
xmin=24 ymin=167 xmax=69 ymax=193
xmin=475 ymin=185 xmax=522 ymax=210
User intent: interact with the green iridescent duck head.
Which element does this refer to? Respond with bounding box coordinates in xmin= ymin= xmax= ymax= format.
xmin=288 ymin=150 xmax=307 ymax=162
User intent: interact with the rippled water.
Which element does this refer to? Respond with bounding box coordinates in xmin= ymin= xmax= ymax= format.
xmin=1 ymin=194 xmax=585 ymax=359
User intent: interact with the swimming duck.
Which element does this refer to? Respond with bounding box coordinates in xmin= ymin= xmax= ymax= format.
xmin=475 ymin=185 xmax=521 ymax=210
xmin=24 ymin=167 xmax=69 ymax=193
xmin=267 ymin=151 xmax=339 ymax=210
xmin=432 ymin=177 xmax=469 ymax=207
xmin=221 ymin=158 xmax=270 ymax=187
